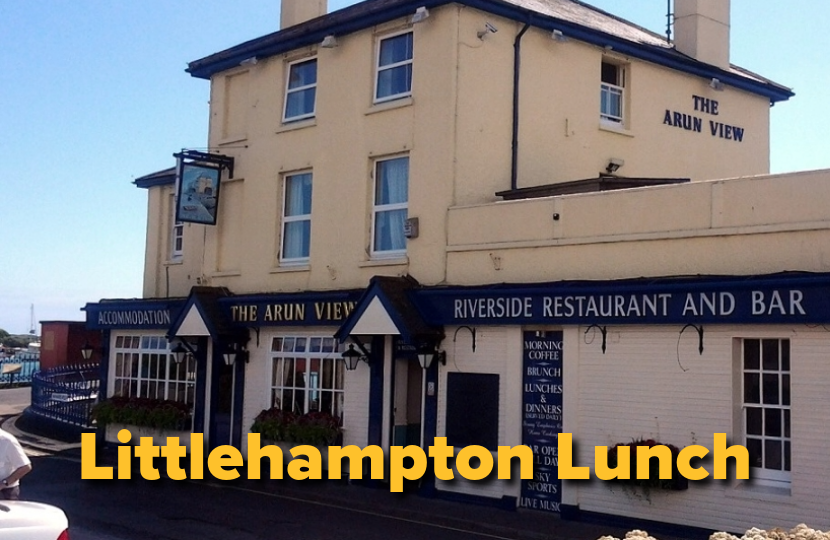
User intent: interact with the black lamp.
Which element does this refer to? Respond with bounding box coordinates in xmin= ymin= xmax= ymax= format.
xmin=341 ymin=344 xmax=368 ymax=371
xmin=80 ymin=341 xmax=94 ymax=361
xmin=171 ymin=342 xmax=188 ymax=364
xmin=417 ymin=347 xmax=446 ymax=370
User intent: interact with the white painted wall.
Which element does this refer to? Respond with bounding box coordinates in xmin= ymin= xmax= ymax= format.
xmin=435 ymin=326 xmax=524 ymax=500
xmin=569 ymin=324 xmax=830 ymax=532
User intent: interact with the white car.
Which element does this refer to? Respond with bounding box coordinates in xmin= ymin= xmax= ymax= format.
xmin=0 ymin=500 xmax=69 ymax=539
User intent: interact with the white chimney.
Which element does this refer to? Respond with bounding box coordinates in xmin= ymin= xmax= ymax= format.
xmin=673 ymin=0 xmax=730 ymax=70
xmin=281 ymin=0 xmax=327 ymax=29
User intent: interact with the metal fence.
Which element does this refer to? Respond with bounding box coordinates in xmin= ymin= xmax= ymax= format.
xmin=30 ymin=364 xmax=101 ymax=428
xmin=0 ymin=354 xmax=40 ymax=386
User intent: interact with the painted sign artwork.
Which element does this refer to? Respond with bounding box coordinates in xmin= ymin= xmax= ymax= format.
xmin=176 ymin=163 xmax=221 ymax=225
xmin=520 ymin=331 xmax=563 ymax=513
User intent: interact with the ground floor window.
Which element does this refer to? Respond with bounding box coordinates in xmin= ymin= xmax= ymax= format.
xmin=742 ymin=338 xmax=791 ymax=487
xmin=269 ymin=335 xmax=344 ymax=419
xmin=111 ymin=335 xmax=196 ymax=407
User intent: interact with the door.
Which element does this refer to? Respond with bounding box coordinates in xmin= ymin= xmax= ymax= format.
xmin=392 ymin=357 xmax=424 ymax=446
xmin=208 ymin=348 xmax=245 ymax=450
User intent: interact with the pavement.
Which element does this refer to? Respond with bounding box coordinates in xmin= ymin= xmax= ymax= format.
xmin=1 ymin=389 xmax=704 ymax=540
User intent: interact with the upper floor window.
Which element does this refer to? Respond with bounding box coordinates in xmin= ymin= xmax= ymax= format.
xmin=280 ymin=172 xmax=313 ymax=264
xmin=170 ymin=194 xmax=183 ymax=261
xmin=375 ymin=32 xmax=413 ymax=103
xmin=742 ymin=338 xmax=791 ymax=488
xmin=600 ymin=61 xmax=625 ymax=125
xmin=283 ymin=58 xmax=317 ymax=122
xmin=372 ymin=156 xmax=408 ymax=257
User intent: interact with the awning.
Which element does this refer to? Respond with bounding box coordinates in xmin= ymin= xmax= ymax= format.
xmin=335 ymin=275 xmax=443 ymax=345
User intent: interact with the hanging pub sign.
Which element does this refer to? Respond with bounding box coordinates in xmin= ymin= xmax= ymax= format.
xmin=174 ymin=150 xmax=235 ymax=225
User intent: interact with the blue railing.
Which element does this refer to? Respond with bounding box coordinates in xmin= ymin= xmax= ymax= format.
xmin=0 ymin=354 xmax=40 ymax=386
xmin=30 ymin=364 xmax=101 ymax=428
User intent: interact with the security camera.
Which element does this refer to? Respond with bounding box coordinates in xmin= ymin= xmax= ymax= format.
xmin=477 ymin=22 xmax=499 ymax=39
xmin=605 ymin=157 xmax=625 ymax=174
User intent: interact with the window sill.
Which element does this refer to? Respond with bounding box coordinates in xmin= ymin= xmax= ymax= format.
xmin=269 ymin=265 xmax=310 ymax=274
xmin=165 ymin=260 xmax=183 ymax=266
xmin=209 ymin=270 xmax=242 ymax=278
xmin=366 ymin=96 xmax=413 ymax=116
xmin=599 ymin=122 xmax=634 ymax=137
xmin=276 ymin=118 xmax=316 ymax=133
xmin=217 ymin=135 xmax=248 ymax=146
xmin=725 ymin=481 xmax=792 ymax=503
xmin=359 ymin=257 xmax=409 ymax=268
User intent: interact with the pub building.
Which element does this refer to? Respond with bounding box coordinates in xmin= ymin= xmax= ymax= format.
xmin=83 ymin=0 xmax=830 ymax=533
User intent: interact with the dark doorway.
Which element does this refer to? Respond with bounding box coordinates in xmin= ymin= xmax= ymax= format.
xmin=210 ymin=359 xmax=235 ymax=449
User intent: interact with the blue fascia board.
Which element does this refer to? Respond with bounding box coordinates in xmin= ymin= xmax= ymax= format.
xmin=187 ymin=0 xmax=792 ymax=103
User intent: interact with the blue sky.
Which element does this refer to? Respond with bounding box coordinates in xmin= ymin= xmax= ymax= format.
xmin=1 ymin=0 xmax=827 ymax=335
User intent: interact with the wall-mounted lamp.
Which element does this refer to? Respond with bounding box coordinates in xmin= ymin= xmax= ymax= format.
xmin=417 ymin=347 xmax=446 ymax=370
xmin=605 ymin=157 xmax=625 ymax=174
xmin=171 ymin=342 xmax=189 ymax=365
xmin=551 ymin=29 xmax=567 ymax=42
xmin=321 ymin=35 xmax=338 ymax=48
xmin=341 ymin=344 xmax=369 ymax=371
xmin=169 ymin=338 xmax=197 ymax=364
xmin=477 ymin=22 xmax=498 ymax=39
xmin=239 ymin=56 xmax=258 ymax=66
xmin=411 ymin=6 xmax=430 ymax=23
xmin=81 ymin=341 xmax=94 ymax=362
xmin=223 ymin=342 xmax=249 ymax=366
xmin=710 ymin=78 xmax=724 ymax=91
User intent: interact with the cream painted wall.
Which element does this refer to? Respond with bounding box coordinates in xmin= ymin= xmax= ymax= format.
xmin=446 ymin=169 xmax=830 ymax=284
xmin=143 ymin=3 xmax=776 ymax=299
xmin=142 ymin=186 xmax=203 ymax=298
xmin=452 ymin=10 xmax=770 ymax=204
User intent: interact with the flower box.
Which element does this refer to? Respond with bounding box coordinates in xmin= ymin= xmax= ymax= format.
xmin=608 ymin=439 xmax=689 ymax=491
xmin=104 ymin=422 xmax=195 ymax=453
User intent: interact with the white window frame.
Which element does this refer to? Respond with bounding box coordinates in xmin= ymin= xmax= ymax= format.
xmin=282 ymin=57 xmax=317 ymax=123
xmin=600 ymin=61 xmax=625 ymax=125
xmin=110 ymin=334 xmax=196 ymax=412
xmin=268 ymin=335 xmax=345 ymax=420
xmin=371 ymin=155 xmax=409 ymax=259
xmin=170 ymin=193 xmax=183 ymax=261
xmin=374 ymin=30 xmax=414 ymax=104
xmin=740 ymin=337 xmax=791 ymax=488
xmin=279 ymin=171 xmax=313 ymax=265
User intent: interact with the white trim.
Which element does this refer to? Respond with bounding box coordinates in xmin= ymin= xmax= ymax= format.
xmin=279 ymin=171 xmax=313 ymax=266
xmin=600 ymin=60 xmax=626 ymax=126
xmin=374 ymin=30 xmax=414 ymax=104
xmin=370 ymin=155 xmax=409 ymax=259
xmin=350 ymin=296 xmax=402 ymax=335
xmin=282 ymin=57 xmax=318 ymax=123
xmin=170 ymin=193 xmax=183 ymax=262
xmin=176 ymin=305 xmax=211 ymax=337
xmin=267 ymin=334 xmax=344 ymax=418
xmin=740 ymin=337 xmax=792 ymax=488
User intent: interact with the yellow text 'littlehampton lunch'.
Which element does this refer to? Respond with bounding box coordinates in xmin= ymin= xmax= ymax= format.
xmin=81 ymin=431 xmax=748 ymax=491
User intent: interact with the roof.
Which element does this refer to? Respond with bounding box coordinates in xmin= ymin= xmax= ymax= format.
xmin=335 ymin=275 xmax=443 ymax=343
xmin=186 ymin=0 xmax=793 ymax=103
xmin=134 ymin=167 xmax=176 ymax=189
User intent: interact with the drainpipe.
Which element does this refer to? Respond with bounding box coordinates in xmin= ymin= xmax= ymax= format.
xmin=511 ymin=23 xmax=530 ymax=191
